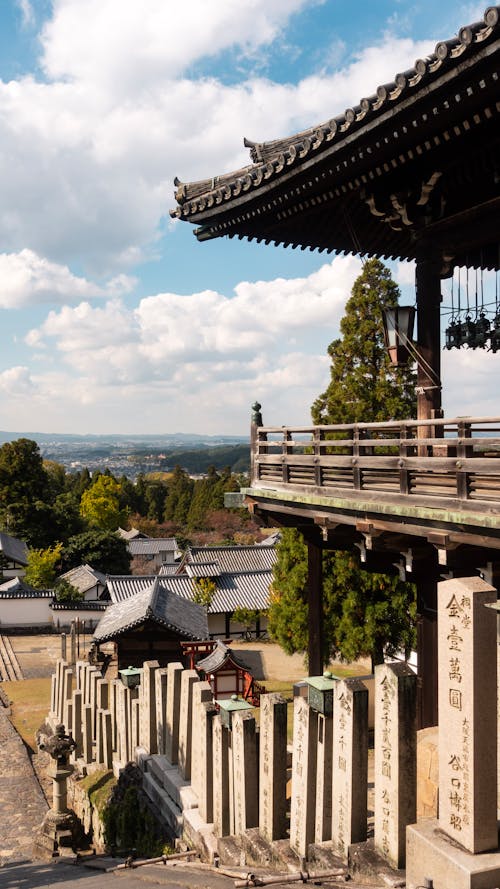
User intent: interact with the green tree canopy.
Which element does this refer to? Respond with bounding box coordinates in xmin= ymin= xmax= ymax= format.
xmin=80 ymin=475 xmax=126 ymax=531
xmin=163 ymin=466 xmax=194 ymax=526
xmin=54 ymin=578 xmax=84 ymax=603
xmin=62 ymin=530 xmax=131 ymax=575
xmin=312 ymin=258 xmax=416 ymax=424
xmin=25 ymin=543 xmax=63 ymax=589
xmin=271 ymin=260 xmax=417 ymax=670
xmin=268 ymin=529 xmax=415 ymax=671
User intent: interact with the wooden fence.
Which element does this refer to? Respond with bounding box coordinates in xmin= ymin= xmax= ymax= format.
xmin=250 ymin=416 xmax=500 ymax=514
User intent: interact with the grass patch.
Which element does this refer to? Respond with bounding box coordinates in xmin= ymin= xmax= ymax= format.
xmin=80 ymin=770 xmax=116 ymax=814
xmin=3 ymin=677 xmax=52 ymax=752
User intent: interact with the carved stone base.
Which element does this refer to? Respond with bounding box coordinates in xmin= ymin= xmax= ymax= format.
xmin=407 ymin=819 xmax=500 ymax=889
xmin=32 ymin=809 xmax=81 ymax=860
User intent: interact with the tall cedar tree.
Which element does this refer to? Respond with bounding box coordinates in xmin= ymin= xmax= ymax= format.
xmin=312 ymin=258 xmax=416 ymax=424
xmin=269 ymin=259 xmax=417 ymax=669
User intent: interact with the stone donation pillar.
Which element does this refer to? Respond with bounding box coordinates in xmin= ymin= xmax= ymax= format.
xmin=407 ymin=576 xmax=500 ymax=889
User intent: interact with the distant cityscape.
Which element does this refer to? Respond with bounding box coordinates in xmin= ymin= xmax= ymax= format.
xmin=0 ymin=431 xmax=250 ymax=479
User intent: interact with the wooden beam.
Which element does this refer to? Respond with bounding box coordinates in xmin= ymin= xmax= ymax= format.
xmin=307 ymin=537 xmax=324 ymax=676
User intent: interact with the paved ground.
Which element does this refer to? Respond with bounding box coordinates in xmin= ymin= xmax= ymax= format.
xmin=0 ymin=708 xmax=48 ymax=867
xmin=0 ymin=859 xmax=239 ymax=889
xmin=0 ymin=634 xmax=375 ymax=885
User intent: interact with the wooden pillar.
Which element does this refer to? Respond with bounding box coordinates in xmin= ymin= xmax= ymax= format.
xmin=416 ymin=578 xmax=438 ymax=729
xmin=307 ymin=537 xmax=323 ymax=676
xmin=415 ymin=250 xmax=442 ymax=428
xmin=414 ymin=249 xmax=442 ymax=729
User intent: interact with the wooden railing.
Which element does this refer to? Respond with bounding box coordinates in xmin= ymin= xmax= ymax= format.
xmin=250 ymin=416 xmax=500 ymax=514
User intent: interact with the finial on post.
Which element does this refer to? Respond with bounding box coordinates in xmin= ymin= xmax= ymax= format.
xmin=252 ymin=402 xmax=263 ymax=426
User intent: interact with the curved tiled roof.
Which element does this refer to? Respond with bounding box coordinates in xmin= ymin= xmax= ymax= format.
xmin=128 ymin=537 xmax=179 ymax=556
xmin=171 ymin=6 xmax=500 ymax=268
xmin=197 ymin=640 xmax=251 ymax=673
xmin=59 ymin=563 xmax=107 ymax=594
xmin=106 ymin=568 xmax=272 ymax=614
xmin=0 ymin=577 xmax=52 ymax=598
xmin=171 ymin=6 xmax=500 ymax=238
xmin=181 ymin=544 xmax=277 ymax=574
xmin=0 ymin=532 xmax=28 ymax=566
xmin=94 ymin=577 xmax=208 ymax=642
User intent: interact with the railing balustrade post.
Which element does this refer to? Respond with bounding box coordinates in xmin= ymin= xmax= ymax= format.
xmin=399 ymin=424 xmax=410 ymax=495
xmin=352 ymin=426 xmax=361 ymax=491
xmin=313 ymin=428 xmax=322 ymax=488
xmin=282 ymin=430 xmax=291 ymax=484
xmin=250 ymin=402 xmax=265 ymax=486
xmin=456 ymin=420 xmax=472 ymax=500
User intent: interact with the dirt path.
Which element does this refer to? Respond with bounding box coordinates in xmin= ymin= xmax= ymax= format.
xmin=230 ymin=640 xmax=371 ymax=683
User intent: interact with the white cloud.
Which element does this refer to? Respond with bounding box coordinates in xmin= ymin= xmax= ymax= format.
xmin=16 ymin=255 xmax=360 ymax=431
xmin=0 ymin=0 xmax=435 ymax=274
xmin=0 ymin=365 xmax=34 ymax=395
xmin=0 ymin=249 xmax=136 ymax=309
xmin=442 ymin=349 xmax=500 ymax=418
xmin=15 ymin=0 xmax=35 ymax=28
xmin=40 ymin=0 xmax=312 ymax=89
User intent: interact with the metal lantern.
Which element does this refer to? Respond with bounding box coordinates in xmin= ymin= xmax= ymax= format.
xmin=119 ymin=665 xmax=142 ymax=688
xmin=217 ymin=694 xmax=254 ymax=729
xmin=306 ymin=671 xmax=336 ymax=716
xmin=490 ymin=314 xmax=500 ymax=353
xmin=382 ymin=305 xmax=416 ymax=366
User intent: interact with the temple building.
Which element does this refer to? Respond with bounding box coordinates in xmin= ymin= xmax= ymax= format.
xmin=171 ymin=7 xmax=500 ymax=727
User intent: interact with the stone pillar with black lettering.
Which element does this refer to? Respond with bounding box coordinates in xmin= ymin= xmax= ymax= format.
xmin=259 ymin=693 xmax=288 ymax=842
xmin=331 ymin=677 xmax=368 ymax=859
xmin=374 ymin=662 xmax=416 ymax=869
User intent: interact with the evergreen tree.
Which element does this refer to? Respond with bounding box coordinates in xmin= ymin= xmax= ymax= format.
xmin=312 ymin=258 xmax=416 ymax=424
xmin=271 ymin=260 xmax=417 ymax=669
xmin=62 ymin=530 xmax=131 ymax=575
xmin=269 ymin=529 xmax=415 ymax=671
xmin=163 ymin=466 xmax=194 ymax=526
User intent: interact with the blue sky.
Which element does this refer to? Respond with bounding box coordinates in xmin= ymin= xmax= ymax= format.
xmin=0 ymin=0 xmax=495 ymax=436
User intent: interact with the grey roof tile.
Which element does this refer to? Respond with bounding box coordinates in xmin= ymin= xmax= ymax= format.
xmin=0 ymin=532 xmax=28 ymax=565
xmin=182 ymin=544 xmax=277 ymax=574
xmin=128 ymin=537 xmax=179 ymax=556
xmin=106 ymin=568 xmax=272 ymax=614
xmin=94 ymin=577 xmax=208 ymax=642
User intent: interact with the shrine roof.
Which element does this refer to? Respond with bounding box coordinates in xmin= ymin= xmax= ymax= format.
xmin=94 ymin=576 xmax=208 ymax=641
xmin=170 ymin=6 xmax=500 ymax=269
xmin=196 ymin=640 xmax=251 ymax=674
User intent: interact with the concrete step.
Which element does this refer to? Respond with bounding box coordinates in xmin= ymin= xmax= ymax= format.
xmin=145 ymin=754 xmax=198 ymax=810
xmin=142 ymin=772 xmax=183 ymax=836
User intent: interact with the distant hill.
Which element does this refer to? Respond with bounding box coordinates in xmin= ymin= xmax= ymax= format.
xmin=0 ymin=430 xmax=247 ymax=447
xmin=0 ymin=430 xmax=250 ymax=477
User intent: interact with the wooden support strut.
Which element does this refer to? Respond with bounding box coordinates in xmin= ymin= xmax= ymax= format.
xmin=307 ymin=537 xmax=324 ymax=676
xmin=415 ymin=249 xmax=443 ymax=434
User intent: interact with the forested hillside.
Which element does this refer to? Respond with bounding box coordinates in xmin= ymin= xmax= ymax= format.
xmin=0 ymin=438 xmax=259 ymax=586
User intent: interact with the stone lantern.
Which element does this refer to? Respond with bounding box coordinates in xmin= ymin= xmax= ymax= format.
xmin=305 ymin=671 xmax=336 ymax=716
xmin=34 ymin=724 xmax=80 ymax=859
xmin=217 ymin=694 xmax=254 ymax=730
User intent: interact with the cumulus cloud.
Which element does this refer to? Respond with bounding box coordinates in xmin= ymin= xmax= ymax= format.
xmin=0 ymin=365 xmax=34 ymax=395
xmin=40 ymin=0 xmax=312 ymax=89
xmin=0 ymin=249 xmax=136 ymax=309
xmin=17 ymin=255 xmax=360 ymax=430
xmin=15 ymin=0 xmax=35 ymax=28
xmin=0 ymin=0 xmax=435 ymax=273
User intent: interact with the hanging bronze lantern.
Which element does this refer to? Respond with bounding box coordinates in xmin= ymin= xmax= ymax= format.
xmin=382 ymin=305 xmax=416 ymax=366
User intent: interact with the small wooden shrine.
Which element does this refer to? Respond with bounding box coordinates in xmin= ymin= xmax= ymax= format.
xmin=183 ymin=639 xmax=265 ymax=706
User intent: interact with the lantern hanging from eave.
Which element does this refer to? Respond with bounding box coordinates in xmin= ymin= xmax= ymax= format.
xmin=382 ymin=305 xmax=416 ymax=366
